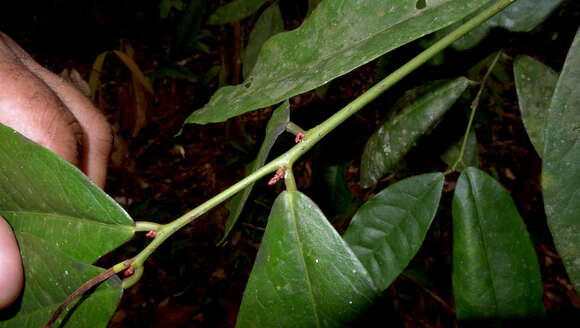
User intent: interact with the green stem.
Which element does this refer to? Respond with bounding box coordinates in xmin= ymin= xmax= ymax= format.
xmin=127 ymin=0 xmax=516 ymax=280
xmin=450 ymin=50 xmax=503 ymax=172
xmin=303 ymin=0 xmax=516 ymax=156
xmin=134 ymin=221 xmax=163 ymax=232
xmin=285 ymin=165 xmax=297 ymax=192
xmin=285 ymin=122 xmax=306 ymax=136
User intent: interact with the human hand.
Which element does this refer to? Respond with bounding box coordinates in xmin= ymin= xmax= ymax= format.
xmin=0 ymin=32 xmax=112 ymax=309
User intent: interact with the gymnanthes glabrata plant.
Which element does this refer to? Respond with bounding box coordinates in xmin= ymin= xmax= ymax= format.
xmin=0 ymin=0 xmax=577 ymax=327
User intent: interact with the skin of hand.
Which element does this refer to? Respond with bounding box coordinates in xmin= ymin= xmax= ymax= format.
xmin=0 ymin=32 xmax=112 ymax=309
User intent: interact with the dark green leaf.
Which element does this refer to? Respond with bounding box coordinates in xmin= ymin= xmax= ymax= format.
xmin=221 ymin=101 xmax=290 ymax=243
xmin=441 ymin=129 xmax=479 ymax=171
xmin=0 ymin=124 xmax=134 ymax=326
xmin=185 ymin=0 xmax=490 ymax=125
xmin=542 ymin=28 xmax=580 ymax=292
xmin=343 ymin=173 xmax=444 ymax=291
xmin=236 ymin=191 xmax=378 ymax=328
xmin=209 ymin=0 xmax=267 ymax=25
xmin=453 ymin=167 xmax=545 ymax=321
xmin=514 ymin=55 xmax=558 ymax=157
xmin=360 ymin=77 xmax=471 ymax=187
xmin=440 ymin=0 xmax=564 ymax=50
xmin=243 ymin=3 xmax=284 ymax=80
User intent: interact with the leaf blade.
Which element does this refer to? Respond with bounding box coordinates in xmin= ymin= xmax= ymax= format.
xmin=343 ymin=172 xmax=444 ymax=291
xmin=452 ymin=167 xmax=545 ymax=321
xmin=0 ymin=124 xmax=134 ymax=326
xmin=442 ymin=0 xmax=565 ymax=50
xmin=0 ymin=124 xmax=134 ymax=262
xmin=185 ymin=0 xmax=490 ymax=125
xmin=360 ymin=77 xmax=471 ymax=187
xmin=243 ymin=3 xmax=284 ymax=80
xmin=542 ymin=28 xmax=580 ymax=292
xmin=236 ymin=191 xmax=378 ymax=328
xmin=221 ymin=101 xmax=290 ymax=243
xmin=514 ymin=55 xmax=558 ymax=157
xmin=0 ymin=234 xmax=122 ymax=328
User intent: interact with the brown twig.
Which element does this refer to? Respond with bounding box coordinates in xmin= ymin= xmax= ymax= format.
xmin=44 ymin=259 xmax=133 ymax=328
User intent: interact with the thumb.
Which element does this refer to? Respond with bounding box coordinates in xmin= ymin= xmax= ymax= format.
xmin=0 ymin=216 xmax=23 ymax=309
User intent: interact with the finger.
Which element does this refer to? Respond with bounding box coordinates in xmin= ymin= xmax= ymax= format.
xmin=0 ymin=33 xmax=112 ymax=188
xmin=0 ymin=33 xmax=81 ymax=167
xmin=0 ymin=216 xmax=23 ymax=309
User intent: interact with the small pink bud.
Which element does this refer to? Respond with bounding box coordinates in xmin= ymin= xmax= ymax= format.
xmin=268 ymin=168 xmax=286 ymax=186
xmin=295 ymin=133 xmax=305 ymax=143
xmin=124 ymin=267 xmax=135 ymax=277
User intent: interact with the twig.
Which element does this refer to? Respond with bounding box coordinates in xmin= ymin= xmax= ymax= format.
xmin=44 ymin=260 xmax=133 ymax=328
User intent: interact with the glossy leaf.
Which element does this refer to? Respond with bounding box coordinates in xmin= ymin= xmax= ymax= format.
xmin=243 ymin=3 xmax=284 ymax=80
xmin=209 ymin=0 xmax=267 ymax=25
xmin=343 ymin=173 xmax=444 ymax=290
xmin=441 ymin=129 xmax=479 ymax=171
xmin=185 ymin=0 xmax=490 ymax=125
xmin=453 ymin=167 xmax=545 ymax=321
xmin=440 ymin=0 xmax=564 ymax=50
xmin=514 ymin=55 xmax=558 ymax=157
xmin=221 ymin=101 xmax=290 ymax=243
xmin=360 ymin=77 xmax=471 ymax=187
xmin=542 ymin=28 xmax=580 ymax=292
xmin=0 ymin=124 xmax=134 ymax=326
xmin=236 ymin=191 xmax=378 ymax=328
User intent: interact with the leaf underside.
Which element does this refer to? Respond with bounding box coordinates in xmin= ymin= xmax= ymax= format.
xmin=0 ymin=124 xmax=134 ymax=326
xmin=542 ymin=28 xmax=580 ymax=292
xmin=513 ymin=55 xmax=558 ymax=157
xmin=221 ymin=101 xmax=290 ymax=243
xmin=185 ymin=0 xmax=490 ymax=125
xmin=360 ymin=77 xmax=471 ymax=187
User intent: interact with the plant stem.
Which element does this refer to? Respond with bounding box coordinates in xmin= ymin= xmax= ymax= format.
xmin=286 ymin=122 xmax=306 ymax=136
xmin=450 ymin=50 xmax=503 ymax=172
xmin=128 ymin=0 xmax=517 ymax=278
xmin=302 ymin=0 xmax=516 ymax=155
xmin=134 ymin=221 xmax=163 ymax=232
xmin=284 ymin=165 xmax=297 ymax=192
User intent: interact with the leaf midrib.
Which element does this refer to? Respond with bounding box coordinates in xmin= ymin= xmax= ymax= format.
xmin=287 ymin=192 xmax=322 ymax=328
xmin=1 ymin=209 xmax=133 ymax=229
xmin=466 ymin=172 xmax=499 ymax=314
